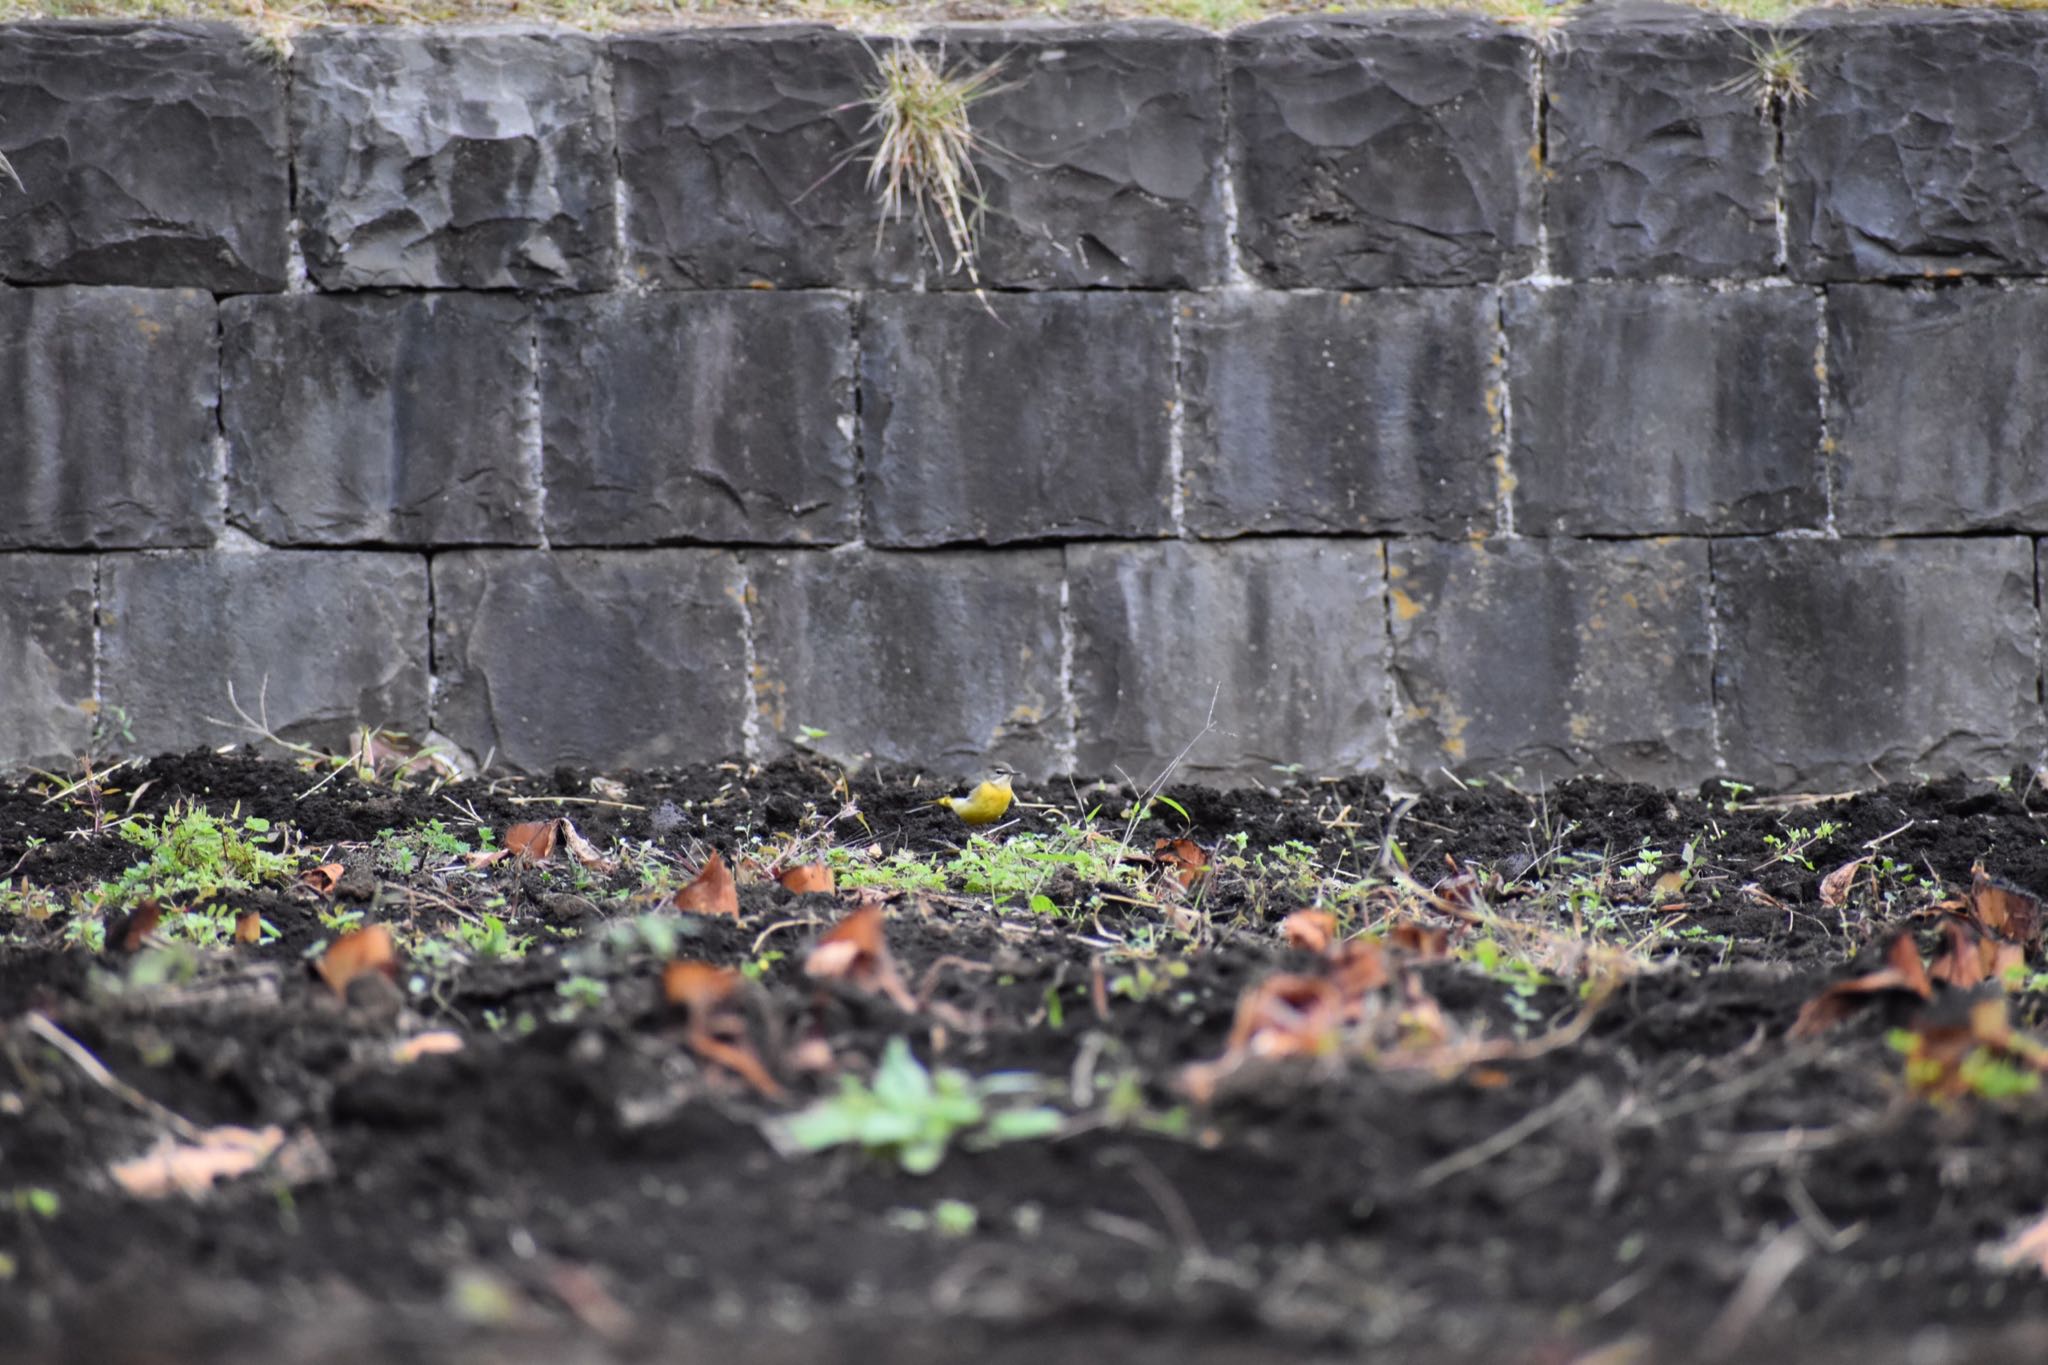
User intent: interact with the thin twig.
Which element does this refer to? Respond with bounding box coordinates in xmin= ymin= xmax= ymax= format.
xmin=1414 ymin=1076 xmax=1599 ymax=1189
xmin=23 ymin=1013 xmax=205 ymax=1143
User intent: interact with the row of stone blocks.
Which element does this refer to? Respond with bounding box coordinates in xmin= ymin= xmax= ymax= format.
xmin=2 ymin=538 xmax=2038 ymax=789
xmin=12 ymin=10 xmax=2048 ymax=294
xmin=16 ymin=278 xmax=2048 ymax=550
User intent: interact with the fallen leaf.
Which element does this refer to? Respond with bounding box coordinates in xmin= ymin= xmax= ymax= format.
xmin=589 ymin=777 xmax=629 ymax=802
xmin=1970 ymin=866 xmax=2043 ymax=949
xmin=110 ymin=1125 xmax=284 ymax=1199
xmin=505 ymin=820 xmax=559 ymax=864
xmin=316 ymin=924 xmax=400 ymax=998
xmin=234 ymin=911 xmax=262 ymax=945
xmin=391 ymin=1031 xmax=465 ymax=1064
xmin=300 ymin=863 xmax=345 ymax=895
xmin=662 ymin=960 xmax=783 ymax=1098
xmin=1328 ymin=938 xmax=1390 ymax=999
xmin=1282 ymin=910 xmax=1337 ymax=954
xmin=674 ymin=851 xmax=740 ymax=918
xmin=1154 ymin=838 xmax=1210 ymax=889
xmin=1788 ymin=932 xmax=1933 ymax=1038
xmin=777 ymin=863 xmax=836 ymax=895
xmin=804 ymin=906 xmax=917 ymax=1012
xmin=1651 ymin=870 xmax=1689 ymax=902
xmin=1229 ymin=973 xmax=1345 ymax=1061
xmin=464 ymin=848 xmax=511 ymax=869
xmin=106 ymin=898 xmax=164 ymax=954
xmin=1819 ymin=857 xmax=1870 ymax=909
xmin=1387 ymin=920 xmax=1451 ymax=959
xmin=559 ymin=818 xmax=616 ymax=874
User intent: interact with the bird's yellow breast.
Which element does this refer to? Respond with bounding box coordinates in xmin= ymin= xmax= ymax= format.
xmin=940 ymin=777 xmax=1014 ymax=825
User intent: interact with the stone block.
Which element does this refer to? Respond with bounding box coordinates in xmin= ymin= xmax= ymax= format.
xmin=1228 ymin=15 xmax=1539 ymax=288
xmin=0 ymin=22 xmax=288 ymax=292
xmin=1180 ymin=289 xmax=1496 ymax=539
xmin=0 ymin=285 xmax=219 ymax=550
xmin=1828 ymin=284 xmax=2048 ymax=533
xmin=0 ymin=554 xmax=95 ymax=767
xmin=1785 ymin=12 xmax=2048 ymax=281
xmin=1543 ymin=15 xmax=1779 ymax=279
xmin=294 ymin=29 xmax=615 ymax=291
xmin=1389 ymin=538 xmax=1713 ymax=784
xmin=99 ymin=550 xmax=428 ymax=755
xmin=614 ymin=25 xmax=1224 ymax=290
xmin=1715 ymin=538 xmax=2041 ymax=787
xmin=432 ymin=550 xmax=746 ymax=771
xmin=861 ymin=293 xmax=1173 ymax=546
xmin=1506 ymin=284 xmax=1825 ymax=535
xmin=540 ymin=293 xmax=855 ymax=546
xmin=222 ymin=294 xmax=540 ymax=547
xmin=748 ymin=548 xmax=1064 ymax=776
xmin=1068 ymin=540 xmax=1387 ymax=784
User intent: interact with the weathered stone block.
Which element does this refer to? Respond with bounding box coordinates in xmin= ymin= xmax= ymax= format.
xmin=1389 ymin=538 xmax=1713 ymax=784
xmin=100 ymin=550 xmax=428 ymax=754
xmin=1543 ymin=15 xmax=1778 ymax=279
xmin=862 ymin=294 xmax=1173 ymax=546
xmin=0 ymin=286 xmax=219 ymax=550
xmin=0 ymin=22 xmax=288 ymax=292
xmin=0 ymin=554 xmax=95 ymax=767
xmin=223 ymin=294 xmax=540 ymax=547
xmin=294 ymin=29 xmax=615 ymax=291
xmin=1715 ymin=538 xmax=2041 ymax=787
xmin=540 ymin=293 xmax=855 ymax=546
xmin=614 ymin=25 xmax=1224 ymax=290
xmin=1785 ymin=12 xmax=2048 ymax=281
xmin=1828 ymin=284 xmax=2048 ymax=533
xmin=432 ymin=550 xmax=746 ymax=771
xmin=748 ymin=548 xmax=1064 ymax=776
xmin=1068 ymin=540 xmax=1386 ymax=784
xmin=1506 ymin=284 xmax=1825 ymax=535
xmin=1181 ymin=289 xmax=1496 ymax=539
xmin=1228 ymin=15 xmax=1539 ymax=288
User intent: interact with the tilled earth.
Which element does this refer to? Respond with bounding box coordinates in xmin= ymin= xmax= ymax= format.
xmin=4 ymin=750 xmax=2048 ymax=1364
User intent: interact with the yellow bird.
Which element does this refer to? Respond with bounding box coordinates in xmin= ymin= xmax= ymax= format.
xmin=935 ymin=763 xmax=1018 ymax=825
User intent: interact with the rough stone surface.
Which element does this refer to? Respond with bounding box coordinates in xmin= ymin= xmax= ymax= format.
xmin=1180 ymin=289 xmax=1496 ymax=538
xmin=1068 ymin=540 xmax=1387 ymax=784
xmin=223 ymin=294 xmax=540 ymax=547
xmin=862 ymin=294 xmax=1173 ymax=546
xmin=541 ymin=293 xmax=855 ymax=546
xmin=294 ymin=29 xmax=615 ymax=291
xmin=1389 ymin=538 xmax=1714 ymax=785
xmin=1228 ymin=15 xmax=1539 ymax=288
xmin=0 ymin=22 xmax=288 ymax=292
xmin=1543 ymin=15 xmax=1779 ymax=279
xmin=432 ymin=550 xmax=746 ymax=771
xmin=1506 ymin=284 xmax=1826 ymax=535
xmin=0 ymin=554 xmax=95 ymax=765
xmin=0 ymin=286 xmax=219 ymax=550
xmin=100 ymin=550 xmax=429 ymax=755
xmin=748 ymin=548 xmax=1064 ymax=776
xmin=614 ymin=25 xmax=1224 ymax=290
xmin=1715 ymin=538 xmax=2041 ymax=787
xmin=1828 ymin=284 xmax=2048 ymax=533
xmin=1785 ymin=12 xmax=2048 ymax=281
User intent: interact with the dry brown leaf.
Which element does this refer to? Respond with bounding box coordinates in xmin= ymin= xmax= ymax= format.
xmin=558 ymin=818 xmax=615 ymax=874
xmin=1650 ymin=870 xmax=1689 ymax=903
xmin=464 ymin=848 xmax=511 ymax=869
xmin=1329 ymin=938 xmax=1390 ymax=999
xmin=110 ymin=1125 xmax=284 ymax=1199
xmin=674 ymin=851 xmax=740 ymax=918
xmin=317 ymin=924 xmax=400 ymax=997
xmin=1387 ymin=920 xmax=1451 ymax=959
xmin=391 ymin=1031 xmax=465 ymax=1064
xmin=505 ymin=820 xmax=560 ymax=864
xmin=300 ymin=863 xmax=346 ymax=895
xmin=777 ymin=863 xmax=836 ymax=896
xmin=1970 ymin=866 xmax=2043 ymax=949
xmin=1819 ymin=857 xmax=1871 ymax=909
xmin=661 ymin=960 xmax=783 ymax=1098
xmin=234 ymin=911 xmax=262 ymax=945
xmin=1228 ymin=973 xmax=1345 ymax=1060
xmin=106 ymin=898 xmax=164 ymax=953
xmin=1154 ymin=838 xmax=1210 ymax=889
xmin=1281 ymin=910 xmax=1337 ymax=954
xmin=1788 ymin=932 xmax=1934 ymax=1038
xmin=804 ymin=906 xmax=917 ymax=1012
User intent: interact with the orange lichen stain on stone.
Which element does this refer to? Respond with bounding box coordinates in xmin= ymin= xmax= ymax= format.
xmin=1389 ymin=588 xmax=1424 ymax=622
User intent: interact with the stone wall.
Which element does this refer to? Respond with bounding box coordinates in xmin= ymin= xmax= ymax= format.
xmin=3 ymin=7 xmax=2046 ymax=789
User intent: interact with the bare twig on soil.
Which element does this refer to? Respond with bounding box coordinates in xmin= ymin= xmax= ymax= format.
xmin=1414 ymin=1076 xmax=1601 ymax=1189
xmin=1699 ymin=1225 xmax=1811 ymax=1360
xmin=22 ymin=1012 xmax=205 ymax=1142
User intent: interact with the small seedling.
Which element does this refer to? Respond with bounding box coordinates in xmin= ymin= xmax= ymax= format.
xmin=771 ymin=1037 xmax=1061 ymax=1174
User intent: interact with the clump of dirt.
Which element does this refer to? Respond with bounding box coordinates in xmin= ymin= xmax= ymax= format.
xmin=4 ymin=750 xmax=2048 ymax=1364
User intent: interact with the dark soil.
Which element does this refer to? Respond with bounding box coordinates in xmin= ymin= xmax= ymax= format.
xmin=5 ymin=750 xmax=2048 ymax=1364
